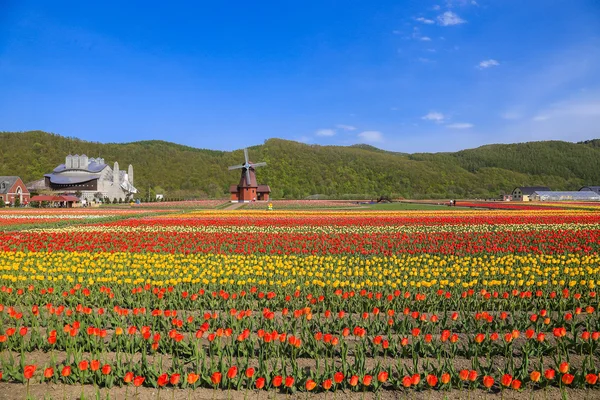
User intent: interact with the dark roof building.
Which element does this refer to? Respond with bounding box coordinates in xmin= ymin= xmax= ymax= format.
xmin=511 ymin=186 xmax=551 ymax=201
xmin=580 ymin=186 xmax=600 ymax=195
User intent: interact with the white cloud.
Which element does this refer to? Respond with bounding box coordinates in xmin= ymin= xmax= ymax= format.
xmin=315 ymin=128 xmax=335 ymax=137
xmin=392 ymin=30 xmax=402 ymax=35
xmin=478 ymin=59 xmax=500 ymax=69
xmin=418 ymin=57 xmax=434 ymax=63
xmin=335 ymin=124 xmax=356 ymax=131
xmin=437 ymin=11 xmax=466 ymax=26
xmin=358 ymin=131 xmax=383 ymax=143
xmin=433 ymin=5 xmax=441 ymax=10
xmin=415 ymin=17 xmax=435 ymax=24
xmin=420 ymin=36 xmax=432 ymax=41
xmin=446 ymin=122 xmax=474 ymax=129
xmin=422 ymin=112 xmax=445 ymax=122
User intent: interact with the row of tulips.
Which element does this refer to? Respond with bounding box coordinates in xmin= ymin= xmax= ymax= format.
xmin=8 ymin=361 xmax=600 ymax=392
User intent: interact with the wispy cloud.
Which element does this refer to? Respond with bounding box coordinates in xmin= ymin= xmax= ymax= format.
xmin=335 ymin=124 xmax=357 ymax=131
xmin=446 ymin=122 xmax=474 ymax=129
xmin=415 ymin=17 xmax=435 ymax=24
xmin=422 ymin=112 xmax=445 ymax=122
xmin=478 ymin=59 xmax=500 ymax=69
xmin=420 ymin=36 xmax=432 ymax=41
xmin=315 ymin=128 xmax=335 ymax=137
xmin=358 ymin=131 xmax=383 ymax=143
xmin=437 ymin=11 xmax=466 ymax=26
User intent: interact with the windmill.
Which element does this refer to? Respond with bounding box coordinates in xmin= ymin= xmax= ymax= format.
xmin=228 ymin=149 xmax=270 ymax=202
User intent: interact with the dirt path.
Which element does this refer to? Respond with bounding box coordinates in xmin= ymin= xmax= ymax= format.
xmin=0 ymin=382 xmax=590 ymax=400
xmin=223 ymin=202 xmax=246 ymax=210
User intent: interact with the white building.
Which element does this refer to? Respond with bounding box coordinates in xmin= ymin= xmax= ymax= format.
xmin=44 ymin=154 xmax=137 ymax=202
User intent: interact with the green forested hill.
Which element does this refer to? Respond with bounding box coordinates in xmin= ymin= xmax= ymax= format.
xmin=1 ymin=130 xmax=599 ymax=199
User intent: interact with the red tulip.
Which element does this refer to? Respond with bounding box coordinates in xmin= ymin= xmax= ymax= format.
xmin=62 ymin=366 xmax=72 ymax=377
xmin=483 ymin=376 xmax=494 ymax=389
xmin=226 ymin=366 xmax=237 ymax=380
xmin=44 ymin=367 xmax=53 ymax=379
xmin=255 ymin=377 xmax=265 ymax=389
xmin=211 ymin=372 xmax=222 ymax=386
xmin=349 ymin=375 xmax=359 ymax=387
xmin=272 ymin=375 xmax=282 ymax=387
xmin=586 ymin=374 xmax=598 ymax=385
xmin=157 ymin=373 xmax=169 ymax=387
xmin=306 ymin=379 xmax=317 ymax=391
xmin=24 ymin=365 xmax=36 ymax=380
xmin=285 ymin=376 xmax=294 ymax=388
xmin=334 ymin=372 xmax=344 ymax=384
xmin=133 ymin=376 xmax=145 ymax=387
xmin=544 ymin=369 xmax=555 ymax=380
xmin=322 ymin=379 xmax=333 ymax=390
xmin=101 ymin=365 xmax=111 ymax=375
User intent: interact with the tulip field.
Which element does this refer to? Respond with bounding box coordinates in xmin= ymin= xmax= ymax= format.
xmin=0 ymin=207 xmax=600 ymax=399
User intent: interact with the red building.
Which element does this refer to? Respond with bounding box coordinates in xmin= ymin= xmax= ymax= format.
xmin=0 ymin=176 xmax=30 ymax=206
xmin=228 ymin=149 xmax=271 ymax=202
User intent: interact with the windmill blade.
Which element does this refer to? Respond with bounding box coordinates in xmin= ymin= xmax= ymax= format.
xmin=245 ymin=168 xmax=251 ymax=185
xmin=244 ymin=148 xmax=249 ymax=164
xmin=250 ymin=162 xmax=267 ymax=168
xmin=228 ymin=165 xmax=244 ymax=170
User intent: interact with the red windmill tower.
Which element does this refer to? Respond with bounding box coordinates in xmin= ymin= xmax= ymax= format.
xmin=228 ymin=148 xmax=271 ymax=202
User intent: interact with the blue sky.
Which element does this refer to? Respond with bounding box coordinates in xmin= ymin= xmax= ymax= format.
xmin=1 ymin=1 xmax=599 ymax=152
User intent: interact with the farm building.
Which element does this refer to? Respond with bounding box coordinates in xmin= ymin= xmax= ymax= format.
xmin=580 ymin=186 xmax=600 ymax=195
xmin=0 ymin=176 xmax=30 ymax=206
xmin=531 ymin=191 xmax=600 ymax=202
xmin=511 ymin=186 xmax=550 ymax=201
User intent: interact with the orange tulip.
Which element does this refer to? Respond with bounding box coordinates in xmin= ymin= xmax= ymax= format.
xmin=170 ymin=373 xmax=180 ymax=386
xmin=61 ymin=366 xmax=71 ymax=378
xmin=530 ymin=371 xmax=541 ymax=382
xmin=306 ymin=379 xmax=317 ymax=391
xmin=124 ymin=371 xmax=134 ymax=383
xmin=562 ymin=374 xmax=574 ymax=385
xmin=501 ymin=374 xmax=512 ymax=387
xmin=426 ymin=374 xmax=438 ymax=387
xmin=483 ymin=376 xmax=494 ymax=389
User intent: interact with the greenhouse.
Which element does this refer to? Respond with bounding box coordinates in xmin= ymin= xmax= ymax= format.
xmin=531 ymin=191 xmax=600 ymax=202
